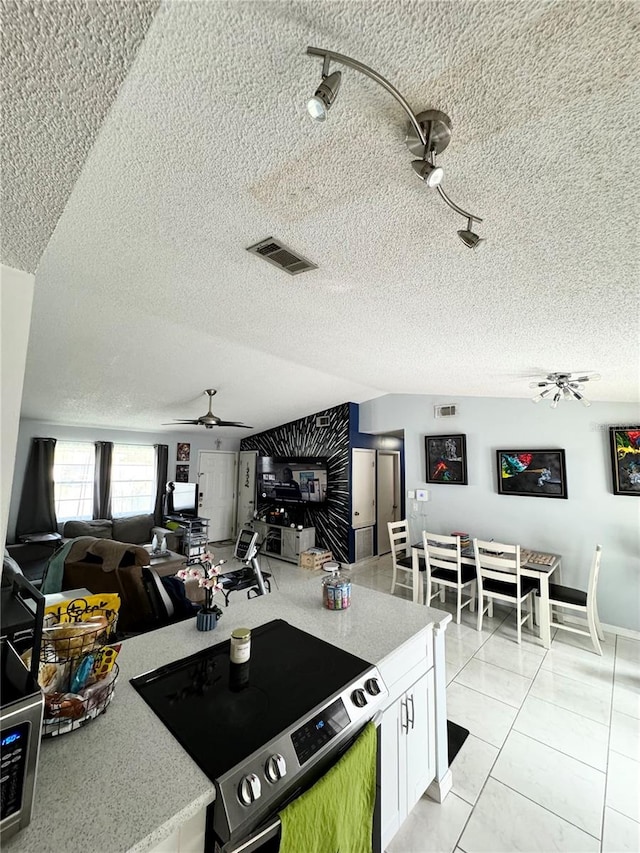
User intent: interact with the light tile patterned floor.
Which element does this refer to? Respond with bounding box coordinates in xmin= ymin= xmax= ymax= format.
xmin=346 ymin=554 xmax=640 ymax=853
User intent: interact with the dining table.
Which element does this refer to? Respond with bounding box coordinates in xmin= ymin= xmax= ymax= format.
xmin=411 ymin=541 xmax=562 ymax=649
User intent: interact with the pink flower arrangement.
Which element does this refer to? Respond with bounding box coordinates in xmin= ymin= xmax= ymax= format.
xmin=176 ymin=553 xmax=226 ymax=612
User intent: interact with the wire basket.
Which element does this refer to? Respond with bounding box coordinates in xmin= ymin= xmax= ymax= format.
xmin=40 ymin=604 xmax=120 ymax=738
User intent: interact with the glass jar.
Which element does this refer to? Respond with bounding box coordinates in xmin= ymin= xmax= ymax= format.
xmin=321 ymin=568 xmax=351 ymax=611
xmin=230 ymin=628 xmax=251 ymax=664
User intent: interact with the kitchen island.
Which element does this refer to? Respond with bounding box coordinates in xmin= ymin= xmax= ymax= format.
xmin=5 ymin=567 xmax=451 ymax=853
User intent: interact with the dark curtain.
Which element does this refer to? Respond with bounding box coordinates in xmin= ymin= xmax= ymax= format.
xmin=16 ymin=437 xmax=58 ymax=538
xmin=154 ymin=444 xmax=169 ymax=525
xmin=93 ymin=442 xmax=113 ymax=519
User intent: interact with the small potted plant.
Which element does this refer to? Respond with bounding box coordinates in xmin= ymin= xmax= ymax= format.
xmin=176 ymin=553 xmax=225 ymax=631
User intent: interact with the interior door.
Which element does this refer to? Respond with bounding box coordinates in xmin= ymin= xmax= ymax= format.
xmin=197 ymin=451 xmax=237 ymax=542
xmin=351 ymin=448 xmax=376 ymax=529
xmin=377 ymin=451 xmax=400 ymax=554
xmin=235 ymin=450 xmax=257 ymax=534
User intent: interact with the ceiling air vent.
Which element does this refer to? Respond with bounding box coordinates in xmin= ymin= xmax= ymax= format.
xmin=246 ymin=237 xmax=318 ymax=276
xmin=434 ymin=404 xmax=457 ymax=418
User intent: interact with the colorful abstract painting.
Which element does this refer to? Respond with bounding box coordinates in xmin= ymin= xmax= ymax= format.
xmin=425 ymin=435 xmax=468 ymax=485
xmin=609 ymin=427 xmax=640 ymax=495
xmin=496 ymin=449 xmax=567 ymax=498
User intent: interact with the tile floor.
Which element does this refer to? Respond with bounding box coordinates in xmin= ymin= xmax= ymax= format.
xmin=345 ymin=553 xmax=640 ymax=853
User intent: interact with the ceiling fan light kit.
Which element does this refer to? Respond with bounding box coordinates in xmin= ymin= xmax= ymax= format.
xmin=305 ymin=47 xmax=484 ymax=247
xmin=164 ymin=389 xmax=253 ymax=429
xmin=529 ymin=373 xmax=601 ymax=408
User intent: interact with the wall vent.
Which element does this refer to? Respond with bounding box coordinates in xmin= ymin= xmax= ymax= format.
xmin=246 ymin=237 xmax=318 ymax=276
xmin=434 ymin=404 xmax=457 ymax=418
xmin=354 ymin=526 xmax=374 ymax=562
xmin=316 ymin=415 xmax=330 ymax=427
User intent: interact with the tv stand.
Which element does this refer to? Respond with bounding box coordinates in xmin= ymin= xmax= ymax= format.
xmin=252 ymin=521 xmax=315 ymax=564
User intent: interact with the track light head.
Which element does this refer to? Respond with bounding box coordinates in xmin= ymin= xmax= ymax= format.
xmin=411 ymin=159 xmax=444 ymax=188
xmin=457 ymin=218 xmax=484 ymax=249
xmin=307 ymin=70 xmax=342 ymax=121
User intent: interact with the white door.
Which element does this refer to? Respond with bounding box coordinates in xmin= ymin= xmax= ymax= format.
xmin=197 ymin=451 xmax=237 ymax=542
xmin=352 ymin=448 xmax=376 ymax=528
xmin=377 ymin=451 xmax=400 ymax=554
xmin=235 ymin=450 xmax=257 ymax=534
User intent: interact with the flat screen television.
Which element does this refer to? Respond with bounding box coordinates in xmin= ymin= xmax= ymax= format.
xmin=166 ymin=482 xmax=198 ymax=517
xmin=257 ymin=457 xmax=328 ymax=505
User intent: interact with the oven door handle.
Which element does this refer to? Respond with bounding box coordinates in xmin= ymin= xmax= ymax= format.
xmin=224 ymin=818 xmax=281 ymax=853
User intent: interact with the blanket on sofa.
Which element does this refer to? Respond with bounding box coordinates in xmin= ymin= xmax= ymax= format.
xmin=41 ymin=537 xmax=150 ymax=593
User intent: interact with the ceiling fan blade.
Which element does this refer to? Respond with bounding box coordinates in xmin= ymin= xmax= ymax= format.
xmin=216 ymin=421 xmax=253 ymax=428
xmin=164 ymin=419 xmax=201 ymax=424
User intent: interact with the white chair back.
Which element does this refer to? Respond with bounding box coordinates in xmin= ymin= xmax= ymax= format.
xmin=422 ymin=531 xmax=462 ymax=580
xmin=587 ymin=545 xmax=602 ymax=603
xmin=473 ymin=538 xmax=522 ymax=593
xmin=388 ymin=520 xmax=410 ymax=562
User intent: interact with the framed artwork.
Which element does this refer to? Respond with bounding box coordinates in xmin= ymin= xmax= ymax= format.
xmin=497 ymin=450 xmax=567 ymax=499
xmin=425 ymin=434 xmax=468 ymax=485
xmin=609 ymin=427 xmax=640 ymax=495
xmin=177 ymin=442 xmax=190 ymax=462
xmin=175 ymin=464 xmax=189 ymax=483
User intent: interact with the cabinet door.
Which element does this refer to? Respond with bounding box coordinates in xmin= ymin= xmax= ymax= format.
xmin=405 ymin=669 xmax=436 ymax=815
xmin=298 ymin=528 xmax=315 ymax=553
xmin=352 ymin=449 xmax=376 ymax=528
xmin=380 ymin=697 xmax=406 ymax=849
xmin=281 ymin=528 xmax=297 ymax=560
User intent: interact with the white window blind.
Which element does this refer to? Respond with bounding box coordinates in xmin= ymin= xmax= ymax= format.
xmin=54 ymin=441 xmax=95 ymax=521
xmin=111 ymin=444 xmax=155 ymax=517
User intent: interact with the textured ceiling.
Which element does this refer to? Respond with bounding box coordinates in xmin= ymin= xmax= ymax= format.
xmin=8 ymin=0 xmax=640 ymax=435
xmin=0 ymin=0 xmax=159 ymax=272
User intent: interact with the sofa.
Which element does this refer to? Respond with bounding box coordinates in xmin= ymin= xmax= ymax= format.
xmin=6 ymin=514 xmax=181 ymax=589
xmin=62 ymin=513 xmax=180 ymax=552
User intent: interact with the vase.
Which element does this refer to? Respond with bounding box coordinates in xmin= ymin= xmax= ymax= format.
xmin=196 ymin=607 xmax=221 ymax=632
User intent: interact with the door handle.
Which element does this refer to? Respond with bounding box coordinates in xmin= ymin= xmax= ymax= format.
xmin=400 ymin=698 xmax=409 ymax=733
xmin=408 ymin=694 xmax=415 ymax=730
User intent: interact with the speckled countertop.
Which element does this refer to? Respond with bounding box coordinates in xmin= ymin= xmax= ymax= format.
xmin=5 ymin=565 xmax=450 ymax=853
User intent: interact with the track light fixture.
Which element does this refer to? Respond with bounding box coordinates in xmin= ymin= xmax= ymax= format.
xmin=529 ymin=372 xmax=601 ymax=408
xmin=306 ymin=47 xmax=484 ymax=246
xmin=307 ymin=70 xmax=342 ymax=122
xmin=457 ymin=218 xmax=484 ymax=250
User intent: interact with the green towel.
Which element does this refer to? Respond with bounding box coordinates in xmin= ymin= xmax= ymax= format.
xmin=279 ymin=722 xmax=377 ymax=853
xmin=40 ymin=539 xmax=76 ymax=594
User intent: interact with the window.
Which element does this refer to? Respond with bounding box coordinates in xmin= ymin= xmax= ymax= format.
xmin=53 ymin=441 xmax=95 ymax=521
xmin=111 ymin=444 xmax=155 ymax=517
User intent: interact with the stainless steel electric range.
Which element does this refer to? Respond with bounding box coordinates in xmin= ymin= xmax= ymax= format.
xmin=130 ymin=619 xmax=388 ymax=853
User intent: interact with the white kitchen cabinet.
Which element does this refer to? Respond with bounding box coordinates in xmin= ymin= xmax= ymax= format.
xmin=380 ymin=668 xmax=435 ymax=848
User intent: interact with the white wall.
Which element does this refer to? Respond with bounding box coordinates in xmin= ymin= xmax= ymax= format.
xmin=1 ymin=265 xmax=35 ymax=548
xmin=7 ymin=419 xmax=240 ymax=542
xmin=359 ymin=394 xmax=640 ymax=632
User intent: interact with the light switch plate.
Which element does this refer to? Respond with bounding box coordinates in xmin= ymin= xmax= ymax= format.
xmin=416 ymin=489 xmax=429 ymax=501
xmin=407 ymin=490 xmax=415 ymax=499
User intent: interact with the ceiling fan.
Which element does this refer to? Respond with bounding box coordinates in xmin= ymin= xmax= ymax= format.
xmin=529 ymin=372 xmax=601 ymax=408
xmin=163 ymin=389 xmax=253 ymax=429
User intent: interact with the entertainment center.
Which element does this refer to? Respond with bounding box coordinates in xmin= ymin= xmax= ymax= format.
xmin=251 ymin=521 xmax=315 ymax=564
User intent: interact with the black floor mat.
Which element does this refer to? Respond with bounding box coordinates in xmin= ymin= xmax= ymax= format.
xmin=447 ymin=720 xmax=470 ymax=766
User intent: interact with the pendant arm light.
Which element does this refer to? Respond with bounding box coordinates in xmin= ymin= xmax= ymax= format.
xmin=306 ymin=46 xmax=427 ymax=147
xmin=436 ymin=184 xmax=483 ymax=224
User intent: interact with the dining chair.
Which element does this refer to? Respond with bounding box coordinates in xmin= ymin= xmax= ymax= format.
xmin=422 ymin=531 xmax=476 ymax=623
xmin=473 ymin=538 xmax=538 ymax=643
xmin=543 ymin=545 xmax=604 ymax=655
xmin=388 ymin=520 xmax=425 ymax=603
